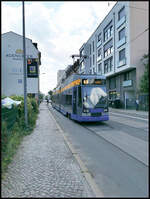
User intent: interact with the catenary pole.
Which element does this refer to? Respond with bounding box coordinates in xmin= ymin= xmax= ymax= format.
xmin=22 ymin=0 xmax=28 ymax=126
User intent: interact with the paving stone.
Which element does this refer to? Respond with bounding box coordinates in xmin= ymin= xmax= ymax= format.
xmin=2 ymin=102 xmax=94 ymax=198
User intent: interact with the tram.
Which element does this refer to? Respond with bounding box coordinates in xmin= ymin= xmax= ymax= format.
xmin=51 ymin=74 xmax=109 ymax=122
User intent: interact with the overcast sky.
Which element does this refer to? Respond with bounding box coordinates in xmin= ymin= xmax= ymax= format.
xmin=2 ymin=1 xmax=116 ymax=95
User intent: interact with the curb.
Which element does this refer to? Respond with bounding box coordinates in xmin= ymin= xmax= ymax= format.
xmin=48 ymin=106 xmax=104 ymax=197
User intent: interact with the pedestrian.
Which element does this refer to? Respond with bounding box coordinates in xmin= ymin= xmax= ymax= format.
xmin=135 ymin=99 xmax=139 ymax=111
xmin=46 ymin=98 xmax=49 ymax=105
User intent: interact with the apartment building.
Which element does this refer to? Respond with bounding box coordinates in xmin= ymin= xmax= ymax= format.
xmin=2 ymin=31 xmax=41 ymax=98
xmin=79 ymin=1 xmax=149 ymax=106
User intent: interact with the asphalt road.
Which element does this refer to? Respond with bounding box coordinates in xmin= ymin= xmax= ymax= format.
xmin=48 ymin=104 xmax=149 ymax=197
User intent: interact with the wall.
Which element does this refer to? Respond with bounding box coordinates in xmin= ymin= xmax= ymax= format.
xmin=129 ymin=1 xmax=149 ymax=90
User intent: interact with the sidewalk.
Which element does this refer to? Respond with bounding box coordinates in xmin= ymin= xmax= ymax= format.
xmin=109 ymin=107 xmax=149 ymax=119
xmin=2 ymin=102 xmax=94 ymax=198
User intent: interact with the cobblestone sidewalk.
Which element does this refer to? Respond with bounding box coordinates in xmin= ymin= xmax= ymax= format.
xmin=2 ymin=102 xmax=94 ymax=198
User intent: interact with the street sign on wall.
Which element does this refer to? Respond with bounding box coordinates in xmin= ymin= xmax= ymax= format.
xmin=27 ymin=58 xmax=38 ymax=78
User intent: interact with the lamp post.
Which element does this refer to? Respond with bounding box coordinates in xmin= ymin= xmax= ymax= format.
xmin=22 ymin=0 xmax=28 ymax=126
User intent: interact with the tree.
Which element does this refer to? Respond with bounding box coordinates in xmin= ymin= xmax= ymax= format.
xmin=48 ymin=90 xmax=53 ymax=96
xmin=139 ymin=54 xmax=149 ymax=93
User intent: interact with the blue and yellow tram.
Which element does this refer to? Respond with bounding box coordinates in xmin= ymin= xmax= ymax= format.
xmin=52 ymin=74 xmax=109 ymax=122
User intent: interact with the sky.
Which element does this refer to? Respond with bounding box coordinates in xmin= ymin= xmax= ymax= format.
xmin=2 ymin=1 xmax=116 ymax=95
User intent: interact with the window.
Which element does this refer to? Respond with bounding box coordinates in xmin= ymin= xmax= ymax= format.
xmin=110 ymin=46 xmax=113 ymax=54
xmin=104 ymin=50 xmax=108 ymax=58
xmin=104 ymin=39 xmax=113 ymax=58
xmin=78 ymin=86 xmax=82 ymax=107
xmin=93 ymin=41 xmax=94 ymax=52
xmin=108 ymin=28 xmax=110 ymax=38
xmin=89 ymin=56 xmax=92 ymax=67
xmin=89 ymin=44 xmax=91 ymax=55
xmin=104 ymin=62 xmax=108 ymax=74
xmin=118 ymin=6 xmax=125 ymax=21
xmin=110 ymin=26 xmax=113 ymax=36
xmin=97 ymin=48 xmax=102 ymax=60
xmin=104 ymin=31 xmax=108 ymax=42
xmin=109 ymin=77 xmax=116 ymax=89
xmin=104 ymin=21 xmax=113 ymax=42
xmin=98 ymin=33 xmax=101 ymax=42
xmin=104 ymin=57 xmax=113 ymax=74
xmin=98 ymin=63 xmax=102 ymax=75
xmin=93 ymin=68 xmax=95 ymax=74
xmin=81 ymin=62 xmax=85 ymax=70
xmin=119 ymin=48 xmax=125 ymax=61
xmin=93 ymin=54 xmax=95 ymax=65
xmin=124 ymin=72 xmax=131 ymax=80
xmin=119 ymin=27 xmax=125 ymax=40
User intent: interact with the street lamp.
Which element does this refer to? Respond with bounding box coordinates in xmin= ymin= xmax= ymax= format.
xmin=22 ymin=0 xmax=28 ymax=126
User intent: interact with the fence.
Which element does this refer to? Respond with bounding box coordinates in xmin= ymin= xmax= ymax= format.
xmin=139 ymin=94 xmax=149 ymax=111
xmin=126 ymin=94 xmax=149 ymax=111
xmin=2 ymin=105 xmax=18 ymax=130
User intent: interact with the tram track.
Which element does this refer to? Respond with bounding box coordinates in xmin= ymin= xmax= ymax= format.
xmin=81 ymin=123 xmax=148 ymax=167
xmin=48 ymin=104 xmax=148 ymax=166
xmin=48 ymin=104 xmax=148 ymax=196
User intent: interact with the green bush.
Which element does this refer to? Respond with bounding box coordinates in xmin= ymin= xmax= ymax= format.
xmin=2 ymin=95 xmax=39 ymax=176
xmin=30 ymin=98 xmax=39 ymax=113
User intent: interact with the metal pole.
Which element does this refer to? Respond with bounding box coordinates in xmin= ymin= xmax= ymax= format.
xmin=22 ymin=0 xmax=28 ymax=126
xmin=38 ymin=62 xmax=40 ymax=106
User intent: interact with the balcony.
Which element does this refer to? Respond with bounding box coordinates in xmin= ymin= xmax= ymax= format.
xmin=117 ymin=37 xmax=126 ymax=48
xmin=117 ymin=58 xmax=126 ymax=67
xmin=116 ymin=16 xmax=126 ymax=29
xmin=122 ymin=80 xmax=132 ymax=87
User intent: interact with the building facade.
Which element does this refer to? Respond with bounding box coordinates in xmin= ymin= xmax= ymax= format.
xmin=2 ymin=31 xmax=41 ymax=98
xmin=79 ymin=1 xmax=149 ymax=106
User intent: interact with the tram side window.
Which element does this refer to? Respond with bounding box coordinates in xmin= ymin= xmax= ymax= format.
xmin=78 ymin=86 xmax=82 ymax=107
xmin=60 ymin=93 xmax=64 ymax=105
xmin=66 ymin=94 xmax=72 ymax=105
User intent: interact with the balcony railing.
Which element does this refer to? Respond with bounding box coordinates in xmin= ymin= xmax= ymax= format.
xmin=117 ymin=37 xmax=126 ymax=48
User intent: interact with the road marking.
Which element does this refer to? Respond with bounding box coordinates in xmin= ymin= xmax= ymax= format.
xmin=48 ymin=106 xmax=104 ymax=197
xmin=109 ymin=112 xmax=148 ymax=121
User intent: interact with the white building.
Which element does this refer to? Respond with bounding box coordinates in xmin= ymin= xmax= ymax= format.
xmin=2 ymin=31 xmax=41 ymax=98
xmin=79 ymin=1 xmax=149 ymax=106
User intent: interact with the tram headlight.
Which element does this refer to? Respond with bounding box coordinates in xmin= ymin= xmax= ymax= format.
xmin=104 ymin=108 xmax=108 ymax=112
xmin=83 ymin=109 xmax=89 ymax=113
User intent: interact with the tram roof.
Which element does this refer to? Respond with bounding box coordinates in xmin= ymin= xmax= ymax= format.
xmin=54 ymin=73 xmax=106 ymax=91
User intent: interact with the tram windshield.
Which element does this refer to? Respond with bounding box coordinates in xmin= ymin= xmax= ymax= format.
xmin=83 ymin=86 xmax=107 ymax=108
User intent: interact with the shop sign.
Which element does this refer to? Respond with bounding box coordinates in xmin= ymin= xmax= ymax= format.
xmin=6 ymin=49 xmax=33 ymax=60
xmin=27 ymin=58 xmax=38 ymax=78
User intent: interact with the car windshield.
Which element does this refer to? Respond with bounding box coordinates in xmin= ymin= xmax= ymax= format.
xmin=83 ymin=86 xmax=108 ymax=108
